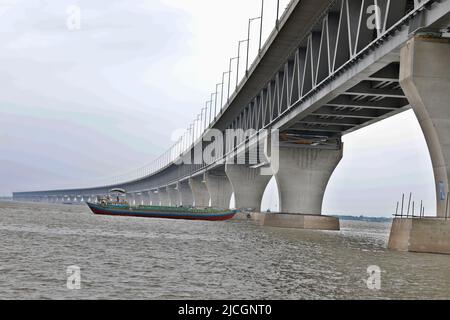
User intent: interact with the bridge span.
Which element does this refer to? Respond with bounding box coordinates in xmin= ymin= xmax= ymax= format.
xmin=13 ymin=0 xmax=450 ymax=249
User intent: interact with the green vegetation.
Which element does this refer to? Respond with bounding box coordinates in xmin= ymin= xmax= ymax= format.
xmin=334 ymin=215 xmax=392 ymax=223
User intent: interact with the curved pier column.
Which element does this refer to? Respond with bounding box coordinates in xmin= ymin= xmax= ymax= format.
xmin=274 ymin=146 xmax=343 ymax=215
xmin=167 ymin=185 xmax=181 ymax=207
xmin=225 ymin=164 xmax=272 ymax=211
xmin=136 ymin=193 xmax=144 ymax=205
xmin=134 ymin=193 xmax=140 ymax=205
xmin=178 ymin=181 xmax=194 ymax=206
xmin=158 ymin=188 xmax=170 ymax=206
xmin=400 ymin=37 xmax=450 ymax=217
xmin=126 ymin=193 xmax=135 ymax=205
xmin=189 ymin=176 xmax=210 ymax=207
xmin=204 ymin=171 xmax=233 ymax=209
xmin=149 ymin=190 xmax=159 ymax=205
xmin=142 ymin=191 xmax=151 ymax=205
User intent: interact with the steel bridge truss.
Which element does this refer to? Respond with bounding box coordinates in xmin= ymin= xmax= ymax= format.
xmin=224 ymin=0 xmax=436 ymax=149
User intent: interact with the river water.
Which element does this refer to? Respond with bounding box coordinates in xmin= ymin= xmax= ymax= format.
xmin=1 ymin=200 xmax=450 ymax=300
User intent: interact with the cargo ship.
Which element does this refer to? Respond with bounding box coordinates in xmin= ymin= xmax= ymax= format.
xmin=86 ymin=189 xmax=237 ymax=221
xmin=86 ymin=202 xmax=237 ymax=221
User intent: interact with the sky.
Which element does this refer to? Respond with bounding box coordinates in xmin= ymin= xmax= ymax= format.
xmin=0 ymin=0 xmax=436 ymax=216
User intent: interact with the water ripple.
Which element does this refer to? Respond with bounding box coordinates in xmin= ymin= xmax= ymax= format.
xmin=1 ymin=201 xmax=450 ymax=299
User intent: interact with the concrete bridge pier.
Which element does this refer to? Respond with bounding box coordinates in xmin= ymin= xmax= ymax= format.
xmin=149 ymin=190 xmax=159 ymax=206
xmin=389 ymin=37 xmax=450 ymax=254
xmin=167 ymin=185 xmax=181 ymax=206
xmin=204 ymin=171 xmax=233 ymax=209
xmin=254 ymin=146 xmax=342 ymax=231
xmin=126 ymin=193 xmax=135 ymax=206
xmin=178 ymin=181 xmax=194 ymax=206
xmin=225 ymin=164 xmax=271 ymax=212
xmin=189 ymin=176 xmax=210 ymax=207
xmin=158 ymin=188 xmax=170 ymax=206
xmin=141 ymin=191 xmax=151 ymax=205
xmin=133 ymin=193 xmax=139 ymax=205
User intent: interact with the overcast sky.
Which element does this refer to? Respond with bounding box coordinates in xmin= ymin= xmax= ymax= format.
xmin=0 ymin=0 xmax=436 ymax=216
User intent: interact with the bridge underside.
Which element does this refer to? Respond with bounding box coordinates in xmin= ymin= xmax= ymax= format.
xmin=12 ymin=0 xmax=450 ymax=234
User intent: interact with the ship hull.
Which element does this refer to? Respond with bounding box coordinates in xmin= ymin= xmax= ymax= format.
xmin=86 ymin=202 xmax=236 ymax=221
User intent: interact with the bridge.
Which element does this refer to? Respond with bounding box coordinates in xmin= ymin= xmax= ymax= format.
xmin=13 ymin=0 xmax=450 ymax=253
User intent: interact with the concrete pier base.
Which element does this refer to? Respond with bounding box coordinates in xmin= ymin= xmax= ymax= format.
xmin=148 ymin=191 xmax=159 ymax=205
xmin=204 ymin=172 xmax=232 ymax=209
xmin=275 ymin=146 xmax=343 ymax=215
xmin=178 ymin=181 xmax=194 ymax=206
xmin=189 ymin=176 xmax=210 ymax=207
xmin=250 ymin=212 xmax=340 ymax=231
xmin=167 ymin=185 xmax=181 ymax=206
xmin=389 ymin=218 xmax=450 ymax=255
xmin=225 ymin=164 xmax=272 ymax=212
xmin=158 ymin=188 xmax=170 ymax=206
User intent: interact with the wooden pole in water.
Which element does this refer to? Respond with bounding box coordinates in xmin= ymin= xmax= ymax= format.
xmin=395 ymin=201 xmax=399 ymax=216
xmin=401 ymin=194 xmax=405 ymax=217
xmin=420 ymin=200 xmax=423 ymax=219
xmin=406 ymin=193 xmax=412 ymax=218
xmin=412 ymin=201 xmax=415 ymax=217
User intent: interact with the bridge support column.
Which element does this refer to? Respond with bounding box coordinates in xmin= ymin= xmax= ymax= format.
xmin=136 ymin=192 xmax=144 ymax=206
xmin=389 ymin=37 xmax=450 ymax=255
xmin=141 ymin=191 xmax=151 ymax=205
xmin=275 ymin=146 xmax=342 ymax=215
xmin=204 ymin=172 xmax=232 ymax=209
xmin=158 ymin=188 xmax=170 ymax=206
xmin=225 ymin=164 xmax=271 ymax=212
xmin=178 ymin=181 xmax=194 ymax=206
xmin=189 ymin=176 xmax=210 ymax=207
xmin=400 ymin=37 xmax=450 ymax=218
xmin=167 ymin=185 xmax=181 ymax=207
xmin=126 ymin=193 xmax=135 ymax=206
xmin=254 ymin=146 xmax=342 ymax=231
xmin=149 ymin=190 xmax=159 ymax=205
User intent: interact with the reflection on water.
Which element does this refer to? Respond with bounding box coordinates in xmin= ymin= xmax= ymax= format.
xmin=1 ymin=201 xmax=450 ymax=300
